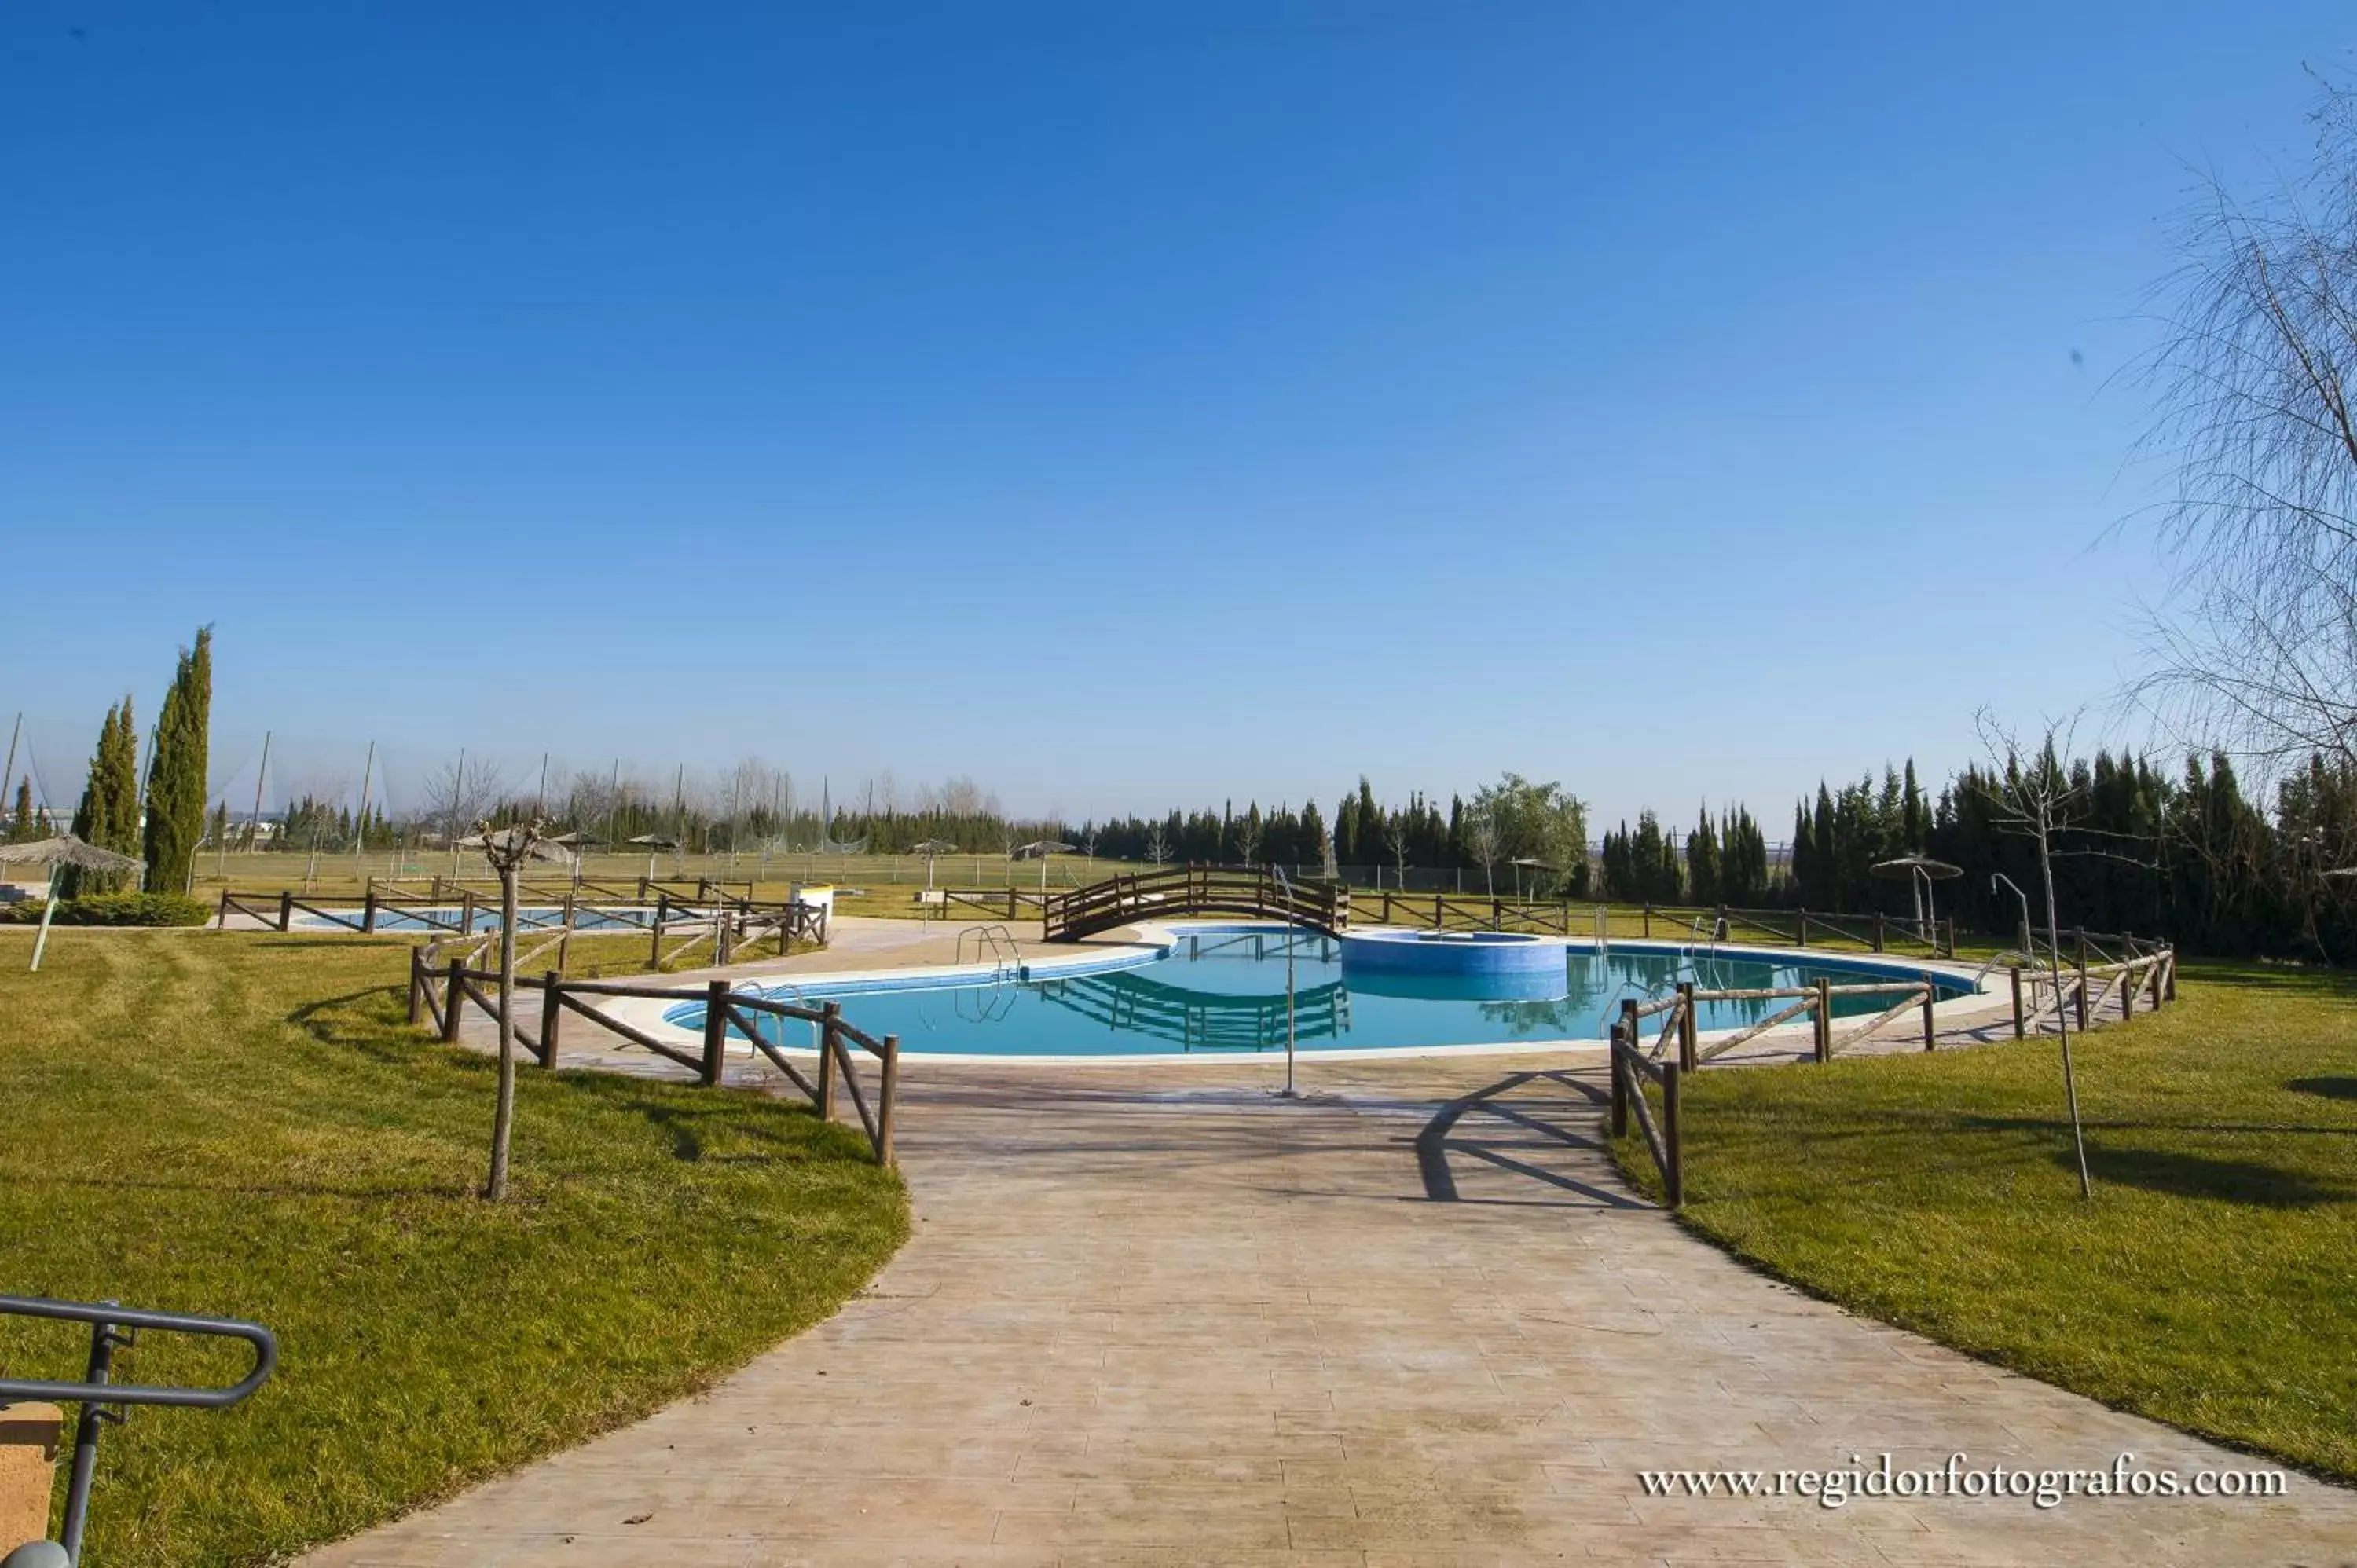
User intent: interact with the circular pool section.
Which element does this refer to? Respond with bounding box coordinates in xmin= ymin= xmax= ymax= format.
xmin=655 ymin=924 xmax=1977 ymax=1061
xmin=1340 ymin=928 xmax=1566 ymax=984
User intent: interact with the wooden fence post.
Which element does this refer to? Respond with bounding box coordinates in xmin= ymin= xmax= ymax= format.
xmin=1798 ymin=909 xmax=1809 ymax=947
xmin=651 ymin=893 xmax=668 ymax=969
xmin=2122 ymin=963 xmax=2137 ymax=1020
xmin=362 ymin=891 xmax=378 ymax=934
xmin=2010 ymin=965 xmax=2025 ymax=1039
xmin=460 ymin=890 xmax=475 ymax=940
xmin=1433 ymin=893 xmax=1444 ymax=929
xmin=406 ymin=946 xmax=424 ymax=1025
xmin=1609 ymin=1024 xmax=1629 ymax=1137
xmin=1921 ymin=981 xmax=1937 ymax=1050
xmin=2073 ymin=933 xmax=2090 ymax=1031
xmin=1676 ymin=981 xmax=1697 ymax=1071
xmin=2164 ymin=950 xmax=2177 ymax=1003
xmin=817 ymin=1002 xmax=841 ymax=1122
xmin=700 ymin=979 xmax=728 ymax=1086
xmin=216 ymin=888 xmax=232 ymax=927
xmin=1874 ymin=911 xmax=1885 ymax=953
xmin=1006 ymin=888 xmax=1017 ymax=920
xmin=539 ymin=970 xmax=563 ymax=1067
xmin=1813 ymin=976 xmax=1831 ymax=1063
xmin=717 ymin=910 xmax=735 ymax=967
xmin=277 ymin=891 xmax=294 ymax=932
xmin=1642 ymin=902 xmax=1651 ymax=939
xmin=877 ymin=1035 xmax=900 ymax=1165
xmin=1661 ymin=1061 xmax=1683 ymax=1207
xmin=441 ymin=958 xmax=465 ymax=1043
xmin=558 ymin=894 xmax=574 ymax=972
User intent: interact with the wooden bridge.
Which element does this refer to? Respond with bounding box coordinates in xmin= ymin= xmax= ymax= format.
xmin=1040 ymin=863 xmax=1351 ymax=942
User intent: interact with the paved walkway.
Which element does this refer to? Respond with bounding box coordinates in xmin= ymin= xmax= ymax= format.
xmin=302 ymin=1021 xmax=2357 ymax=1564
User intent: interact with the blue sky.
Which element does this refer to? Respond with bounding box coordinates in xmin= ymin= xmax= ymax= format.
xmin=3 ymin=2 xmax=2349 ymax=827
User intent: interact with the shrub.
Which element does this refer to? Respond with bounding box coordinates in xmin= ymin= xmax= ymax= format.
xmin=3 ymin=892 xmax=213 ymax=927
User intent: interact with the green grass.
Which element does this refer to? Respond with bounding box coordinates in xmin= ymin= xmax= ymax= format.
xmin=0 ymin=928 xmax=907 ymax=1566
xmin=1614 ymin=961 xmax=2357 ymax=1481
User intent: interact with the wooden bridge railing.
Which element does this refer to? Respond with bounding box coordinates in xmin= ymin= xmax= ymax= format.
xmin=1040 ymin=863 xmax=1351 ymax=942
xmin=405 ymin=954 xmax=898 ymax=1163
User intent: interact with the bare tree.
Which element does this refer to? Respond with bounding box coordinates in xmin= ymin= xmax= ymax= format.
xmin=1231 ymin=810 xmax=1261 ymax=868
xmin=1974 ymin=711 xmax=2095 ymax=1201
xmin=1464 ymin=806 xmax=1502 ymax=896
xmin=464 ymin=819 xmax=574 ymax=1202
xmin=2138 ymin=75 xmax=2357 ymax=780
xmin=420 ymin=753 xmax=505 ymax=873
xmin=1145 ymin=821 xmax=1171 ymax=868
xmin=1383 ymin=812 xmax=1412 ymax=890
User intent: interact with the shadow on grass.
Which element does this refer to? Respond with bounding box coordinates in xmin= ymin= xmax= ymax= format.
xmin=2070 ymin=1144 xmax=2355 ymax=1207
xmin=2290 ymin=1076 xmax=2357 ymax=1101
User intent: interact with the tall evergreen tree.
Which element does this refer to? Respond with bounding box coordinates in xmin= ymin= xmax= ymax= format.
xmin=145 ymin=626 xmax=213 ymax=893
xmin=63 ymin=698 xmax=141 ymax=896
xmin=5 ymin=775 xmax=36 ymax=843
xmin=1685 ymin=804 xmax=1721 ymax=905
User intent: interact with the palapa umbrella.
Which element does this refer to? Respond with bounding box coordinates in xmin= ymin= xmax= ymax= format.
xmin=1013 ymin=839 xmax=1077 ymax=896
xmin=1508 ymin=855 xmax=1559 ymax=901
xmin=908 ymin=837 xmax=959 ymax=892
xmin=0 ymin=835 xmax=147 ymax=971
xmin=626 ymin=833 xmax=680 ymax=883
xmin=1873 ymin=855 xmax=1962 ymax=947
xmin=544 ymin=830 xmax=602 ymax=885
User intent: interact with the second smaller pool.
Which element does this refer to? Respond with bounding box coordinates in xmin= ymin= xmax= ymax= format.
xmin=1339 ymin=928 xmax=1565 ymax=986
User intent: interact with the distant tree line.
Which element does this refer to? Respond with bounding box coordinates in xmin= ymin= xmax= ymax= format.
xmin=1594 ymin=749 xmax=2357 ymax=965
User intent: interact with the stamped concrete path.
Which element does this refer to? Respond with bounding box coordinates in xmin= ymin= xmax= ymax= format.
xmin=302 ymin=940 xmax=2357 ymax=1566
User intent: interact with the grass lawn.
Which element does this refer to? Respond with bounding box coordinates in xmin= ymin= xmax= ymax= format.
xmin=1615 ymin=960 xmax=2357 ymax=1482
xmin=0 ymin=928 xmax=907 ymax=1566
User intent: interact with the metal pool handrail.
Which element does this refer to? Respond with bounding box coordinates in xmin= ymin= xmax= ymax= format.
xmin=0 ymin=1294 xmax=277 ymax=1565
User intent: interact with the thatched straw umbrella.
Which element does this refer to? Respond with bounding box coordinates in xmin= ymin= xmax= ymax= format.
xmin=909 ymin=837 xmax=959 ymax=892
xmin=0 ymin=836 xmax=147 ymax=971
xmin=626 ymin=833 xmax=680 ymax=884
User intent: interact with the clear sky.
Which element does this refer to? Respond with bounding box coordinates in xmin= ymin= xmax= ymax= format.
xmin=4 ymin=3 xmax=2350 ymax=828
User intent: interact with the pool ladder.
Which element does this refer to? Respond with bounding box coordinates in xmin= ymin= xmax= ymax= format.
xmin=956 ymin=923 xmax=1022 ymax=982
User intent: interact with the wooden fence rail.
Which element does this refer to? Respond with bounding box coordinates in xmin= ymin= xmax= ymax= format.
xmin=406 ymin=954 xmax=898 ymax=1163
xmin=1608 ymin=944 xmax=2178 ymax=1207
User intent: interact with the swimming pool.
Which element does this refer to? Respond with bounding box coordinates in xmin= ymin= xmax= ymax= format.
xmin=658 ymin=925 xmax=1977 ymax=1061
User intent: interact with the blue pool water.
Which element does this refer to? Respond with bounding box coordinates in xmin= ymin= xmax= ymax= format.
xmin=671 ymin=926 xmax=1970 ymax=1059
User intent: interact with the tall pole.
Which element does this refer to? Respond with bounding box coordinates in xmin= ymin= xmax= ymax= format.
xmin=449 ymin=746 xmax=465 ymax=877
xmin=536 ymin=751 xmax=548 ymax=818
xmin=2 ymin=711 xmax=20 ymax=828
xmin=354 ymin=740 xmax=376 ymax=868
xmin=605 ymin=758 xmax=620 ymax=855
xmin=249 ymin=731 xmax=273 ymax=862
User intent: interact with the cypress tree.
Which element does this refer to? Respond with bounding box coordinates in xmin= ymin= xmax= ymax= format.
xmin=62 ymin=699 xmax=140 ymax=895
xmin=145 ymin=626 xmax=213 ymax=893
xmin=6 ymin=775 xmax=36 ymax=843
xmin=1686 ymin=804 xmax=1720 ymax=906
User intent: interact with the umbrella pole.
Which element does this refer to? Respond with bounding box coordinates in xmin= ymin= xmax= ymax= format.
xmin=30 ymin=865 xmax=57 ymax=971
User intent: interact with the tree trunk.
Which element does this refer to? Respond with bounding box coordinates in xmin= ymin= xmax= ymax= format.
xmin=2040 ymin=821 xmax=2092 ymax=1200
xmin=486 ymin=866 xmax=519 ymax=1200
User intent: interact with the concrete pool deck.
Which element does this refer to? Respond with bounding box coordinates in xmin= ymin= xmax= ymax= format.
xmin=295 ymin=929 xmax=2357 ymax=1566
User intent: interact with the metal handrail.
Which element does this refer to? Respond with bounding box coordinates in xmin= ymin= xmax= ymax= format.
xmin=0 ymin=1296 xmax=276 ymax=1409
xmin=0 ymin=1294 xmax=277 ymax=1565
xmin=955 ymin=923 xmax=1020 ymax=977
